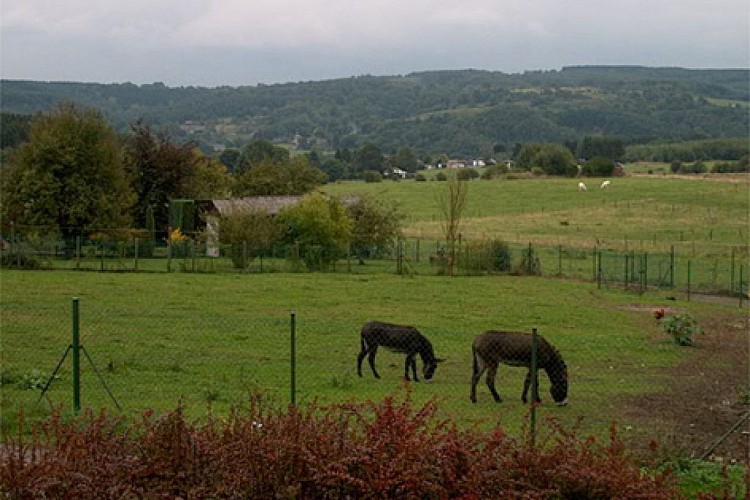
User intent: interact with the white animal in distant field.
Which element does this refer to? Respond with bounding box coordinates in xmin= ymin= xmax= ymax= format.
xmin=577 ymin=182 xmax=587 ymax=191
xmin=600 ymin=180 xmax=611 ymax=189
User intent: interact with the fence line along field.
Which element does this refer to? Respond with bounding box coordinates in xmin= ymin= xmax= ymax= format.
xmin=1 ymin=268 xmax=747 ymax=461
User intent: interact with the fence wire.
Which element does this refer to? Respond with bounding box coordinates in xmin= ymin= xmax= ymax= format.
xmin=2 ymin=296 xmax=748 ymax=461
xmin=2 ymin=225 xmax=748 ymax=298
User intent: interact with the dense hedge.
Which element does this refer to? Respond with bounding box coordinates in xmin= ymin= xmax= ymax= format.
xmin=2 ymin=393 xmax=682 ymax=498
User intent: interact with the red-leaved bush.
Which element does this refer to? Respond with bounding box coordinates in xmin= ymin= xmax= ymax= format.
xmin=2 ymin=390 xmax=680 ymax=499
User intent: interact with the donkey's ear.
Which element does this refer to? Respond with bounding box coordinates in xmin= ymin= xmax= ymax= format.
xmin=435 ymin=358 xmax=446 ymax=363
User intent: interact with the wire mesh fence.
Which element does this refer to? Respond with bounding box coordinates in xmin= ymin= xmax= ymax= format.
xmin=3 ymin=224 xmax=748 ymax=299
xmin=2 ymin=295 xmax=747 ymax=461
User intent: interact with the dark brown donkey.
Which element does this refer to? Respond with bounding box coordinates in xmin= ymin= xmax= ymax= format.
xmin=357 ymin=321 xmax=444 ymax=381
xmin=470 ymin=330 xmax=568 ymax=405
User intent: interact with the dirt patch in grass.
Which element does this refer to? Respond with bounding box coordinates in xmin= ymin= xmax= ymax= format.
xmin=623 ymin=307 xmax=749 ymax=463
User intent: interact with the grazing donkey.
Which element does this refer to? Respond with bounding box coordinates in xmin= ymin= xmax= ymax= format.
xmin=470 ymin=330 xmax=568 ymax=406
xmin=357 ymin=321 xmax=444 ymax=381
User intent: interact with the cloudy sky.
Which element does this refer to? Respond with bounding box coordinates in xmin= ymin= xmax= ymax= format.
xmin=1 ymin=0 xmax=748 ymax=87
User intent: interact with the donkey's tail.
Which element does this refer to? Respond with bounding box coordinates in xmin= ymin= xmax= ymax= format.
xmin=471 ymin=345 xmax=479 ymax=377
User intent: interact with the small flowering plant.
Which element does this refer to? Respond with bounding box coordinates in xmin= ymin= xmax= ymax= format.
xmin=660 ymin=313 xmax=703 ymax=346
xmin=168 ymin=228 xmax=189 ymax=243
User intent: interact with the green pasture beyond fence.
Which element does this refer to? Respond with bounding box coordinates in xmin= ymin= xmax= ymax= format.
xmin=2 ymin=287 xmax=745 ymax=464
xmin=3 ymin=226 xmax=748 ymax=299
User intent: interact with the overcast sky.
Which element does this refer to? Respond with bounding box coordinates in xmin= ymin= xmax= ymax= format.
xmin=2 ymin=0 xmax=748 ymax=87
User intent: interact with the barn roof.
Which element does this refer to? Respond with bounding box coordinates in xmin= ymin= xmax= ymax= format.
xmin=209 ymin=196 xmax=301 ymax=216
xmin=203 ymin=195 xmax=360 ymax=217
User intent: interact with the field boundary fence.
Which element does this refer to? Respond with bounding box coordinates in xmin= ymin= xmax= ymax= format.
xmin=2 ymin=223 xmax=748 ymax=301
xmin=4 ymin=296 xmax=747 ymax=463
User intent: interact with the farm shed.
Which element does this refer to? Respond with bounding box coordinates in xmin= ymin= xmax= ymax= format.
xmin=196 ymin=195 xmax=360 ymax=256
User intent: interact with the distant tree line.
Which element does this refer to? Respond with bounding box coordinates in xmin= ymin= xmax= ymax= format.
xmin=1 ymin=66 xmax=747 ymax=158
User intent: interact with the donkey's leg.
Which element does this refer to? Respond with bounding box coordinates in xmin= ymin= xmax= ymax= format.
xmin=367 ymin=346 xmax=381 ymax=379
xmin=404 ymin=354 xmax=419 ymax=381
xmin=522 ymin=369 xmax=542 ymax=404
xmin=486 ymin=365 xmax=503 ymax=403
xmin=470 ymin=350 xmax=486 ymax=403
xmin=356 ymin=341 xmax=368 ymax=377
xmin=470 ymin=361 xmax=486 ymax=403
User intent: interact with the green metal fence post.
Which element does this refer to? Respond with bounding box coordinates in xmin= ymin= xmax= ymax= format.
xmin=72 ymin=297 xmax=81 ymax=414
xmin=134 ymin=237 xmax=139 ymax=271
xmin=290 ymin=311 xmax=297 ymax=406
xmin=530 ymin=327 xmax=539 ymax=448
xmin=592 ymin=246 xmax=597 ymax=281
xmin=76 ymin=236 xmax=81 ymax=270
xmin=669 ymin=245 xmax=675 ymax=288
xmin=167 ymin=226 xmax=173 ymax=273
xmin=624 ymin=253 xmax=629 ymax=289
xmin=739 ymin=265 xmax=745 ymax=308
xmin=731 ymin=248 xmax=736 ymax=294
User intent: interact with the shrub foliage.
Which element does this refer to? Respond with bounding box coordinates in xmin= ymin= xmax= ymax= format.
xmin=1 ymin=392 xmax=681 ymax=499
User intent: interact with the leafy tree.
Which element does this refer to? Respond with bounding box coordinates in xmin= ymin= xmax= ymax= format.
xmin=218 ymin=148 xmax=241 ymax=174
xmin=576 ymin=136 xmax=625 ymax=161
xmin=236 ymin=140 xmax=290 ymax=174
xmin=389 ymin=146 xmax=418 ymax=173
xmin=234 ymin=156 xmax=325 ymax=196
xmin=334 ymin=148 xmax=353 ymax=163
xmin=0 ymin=113 xmax=32 ymax=150
xmin=191 ymin=153 xmax=233 ymax=199
xmin=278 ymin=193 xmax=352 ymax=270
xmin=319 ymin=157 xmax=349 ymax=181
xmin=346 ymin=195 xmax=404 ymax=262
xmin=515 ymin=143 xmax=576 ymax=176
xmin=1 ymin=103 xmax=133 ymax=247
xmin=581 ymin=157 xmax=615 ymax=177
xmin=354 ymin=142 xmax=384 ymax=177
xmin=124 ymin=120 xmax=201 ymax=232
xmin=305 ymin=150 xmax=322 ymax=168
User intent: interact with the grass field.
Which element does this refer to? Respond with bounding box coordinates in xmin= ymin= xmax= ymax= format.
xmin=323 ymin=173 xmax=748 ymax=253
xmin=1 ymin=268 xmax=742 ymax=438
xmin=2 ymin=174 xmax=748 ymax=495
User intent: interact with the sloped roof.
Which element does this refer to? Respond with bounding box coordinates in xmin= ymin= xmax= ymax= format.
xmin=206 ymin=195 xmax=360 ymax=217
xmin=210 ymin=196 xmax=301 ymax=216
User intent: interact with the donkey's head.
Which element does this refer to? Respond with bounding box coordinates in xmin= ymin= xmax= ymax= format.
xmin=549 ymin=366 xmax=569 ymax=406
xmin=423 ymin=358 xmax=445 ymax=382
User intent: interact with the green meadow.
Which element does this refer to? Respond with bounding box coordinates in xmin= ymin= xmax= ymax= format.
xmin=1 ymin=174 xmax=748 ymax=450
xmin=323 ymin=174 xmax=748 ymax=254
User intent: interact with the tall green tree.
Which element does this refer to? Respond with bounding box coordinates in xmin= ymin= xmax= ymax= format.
xmin=389 ymin=146 xmax=418 ymax=173
xmin=236 ymin=140 xmax=290 ymax=174
xmin=234 ymin=156 xmax=325 ymax=197
xmin=191 ymin=152 xmax=233 ymax=199
xmin=515 ymin=143 xmax=577 ymax=176
xmin=124 ymin=120 xmax=201 ymax=232
xmin=354 ymin=142 xmax=384 ymax=177
xmin=576 ymin=136 xmax=625 ymax=161
xmin=1 ymin=103 xmax=133 ymax=244
xmin=218 ymin=148 xmax=241 ymax=174
xmin=0 ymin=113 xmax=32 ymax=150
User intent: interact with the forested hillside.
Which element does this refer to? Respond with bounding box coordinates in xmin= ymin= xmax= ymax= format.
xmin=1 ymin=66 xmax=748 ymax=157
